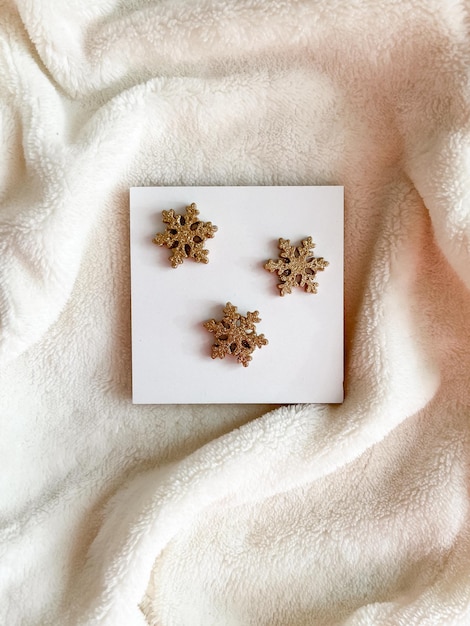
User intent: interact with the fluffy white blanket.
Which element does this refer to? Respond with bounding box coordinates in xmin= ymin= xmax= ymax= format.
xmin=1 ymin=1 xmax=470 ymax=624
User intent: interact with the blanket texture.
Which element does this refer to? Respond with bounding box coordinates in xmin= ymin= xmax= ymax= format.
xmin=1 ymin=0 xmax=470 ymax=624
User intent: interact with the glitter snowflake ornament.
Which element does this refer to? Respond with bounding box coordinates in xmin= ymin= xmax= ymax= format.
xmin=204 ymin=302 xmax=268 ymax=367
xmin=153 ymin=202 xmax=217 ymax=268
xmin=265 ymin=236 xmax=329 ymax=296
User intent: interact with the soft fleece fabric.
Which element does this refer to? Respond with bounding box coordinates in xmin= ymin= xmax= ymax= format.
xmin=1 ymin=1 xmax=470 ymax=624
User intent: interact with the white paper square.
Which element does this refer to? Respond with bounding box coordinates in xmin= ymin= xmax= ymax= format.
xmin=130 ymin=186 xmax=343 ymax=404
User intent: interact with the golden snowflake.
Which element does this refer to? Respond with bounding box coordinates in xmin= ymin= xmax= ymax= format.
xmin=264 ymin=236 xmax=329 ymax=296
xmin=153 ymin=202 xmax=217 ymax=268
xmin=203 ymin=302 xmax=268 ymax=367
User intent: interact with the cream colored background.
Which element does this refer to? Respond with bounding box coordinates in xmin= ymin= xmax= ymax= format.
xmin=1 ymin=1 xmax=470 ymax=625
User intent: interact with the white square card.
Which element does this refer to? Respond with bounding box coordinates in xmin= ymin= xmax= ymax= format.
xmin=130 ymin=186 xmax=343 ymax=404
